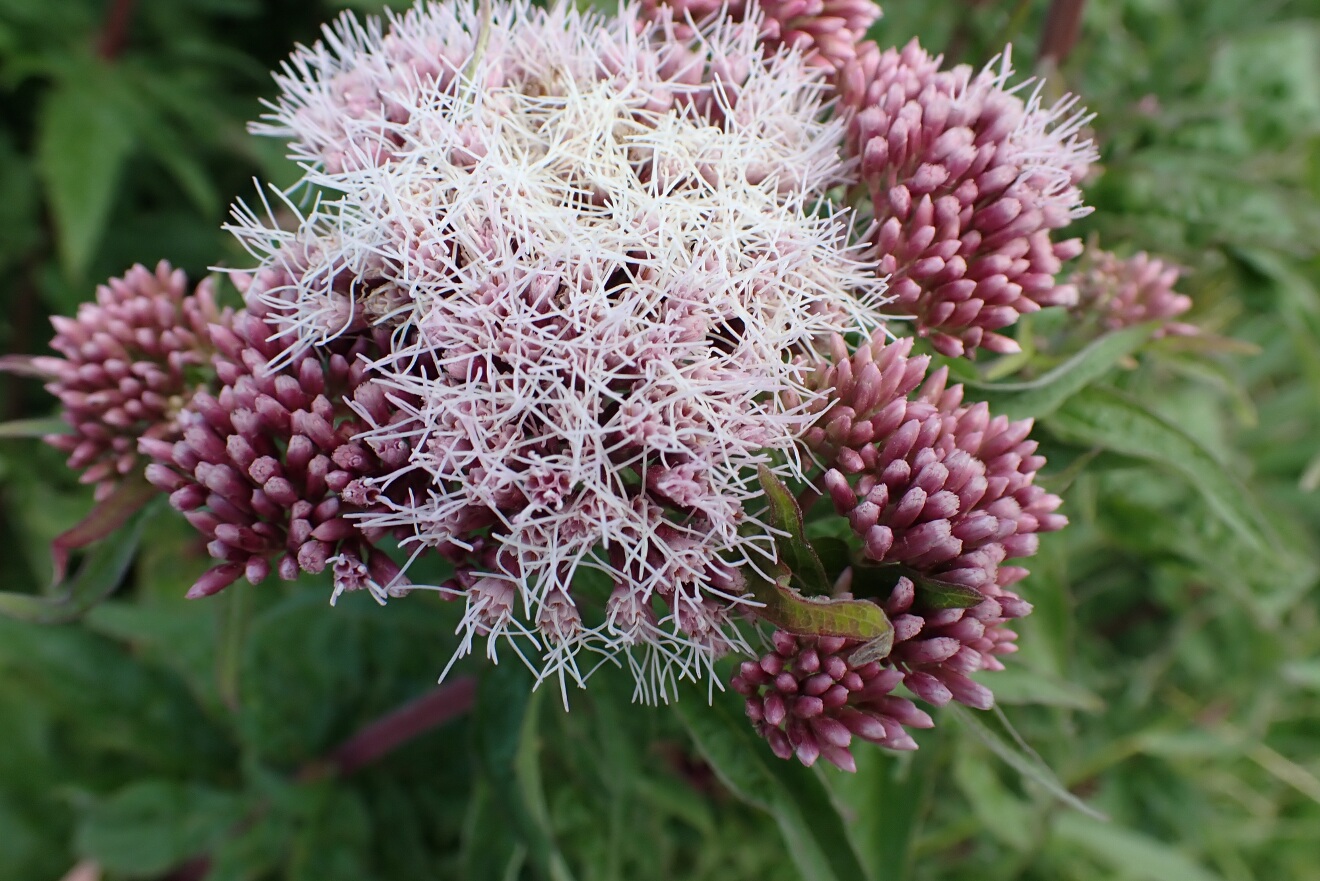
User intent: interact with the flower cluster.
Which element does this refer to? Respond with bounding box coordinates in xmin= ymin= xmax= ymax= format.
xmin=840 ymin=41 xmax=1097 ymax=356
xmin=141 ymin=295 xmax=413 ymax=601
xmin=32 ymin=262 xmax=228 ymax=500
xmin=733 ymin=568 xmax=1029 ymax=769
xmin=733 ymin=330 xmax=1061 ymax=767
xmin=807 ymin=331 xmax=1066 ymax=590
xmin=639 ymin=0 xmax=882 ymax=73
xmin=228 ymin=0 xmax=885 ymax=698
xmin=28 ymin=0 xmax=1094 ymax=765
xmin=1071 ymin=249 xmax=1196 ymax=337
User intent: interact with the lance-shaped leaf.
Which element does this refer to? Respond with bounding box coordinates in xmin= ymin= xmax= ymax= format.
xmin=744 ymin=564 xmax=893 ymax=653
xmin=948 ymin=705 xmax=1106 ymax=820
xmin=50 ymin=474 xmax=158 ymax=583
xmin=757 ymin=465 xmax=831 ymax=596
xmin=851 ymin=563 xmax=986 ymax=610
xmin=1046 ymin=386 xmax=1266 ymax=549
xmin=0 ymin=418 xmax=70 ymax=439
xmin=963 ymin=323 xmax=1157 ymax=420
xmin=675 ymin=693 xmax=874 ymax=881
xmin=0 ymin=504 xmax=150 ymax=624
xmin=916 ymin=580 xmax=986 ymax=610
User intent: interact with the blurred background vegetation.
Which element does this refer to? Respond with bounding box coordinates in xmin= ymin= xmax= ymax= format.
xmin=2 ymin=0 xmax=1319 ymax=879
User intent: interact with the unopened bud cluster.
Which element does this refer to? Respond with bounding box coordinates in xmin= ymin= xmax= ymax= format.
xmin=839 ymin=41 xmax=1096 ymax=356
xmin=34 ymin=262 xmax=228 ymax=500
xmin=1071 ymin=249 xmax=1196 ymax=338
xmin=141 ymin=295 xmax=414 ymax=601
xmin=736 ymin=572 xmax=1032 ymax=769
xmin=807 ymin=332 xmax=1066 ymax=591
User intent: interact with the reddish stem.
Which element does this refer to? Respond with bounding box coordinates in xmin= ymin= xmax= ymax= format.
xmin=1038 ymin=0 xmax=1086 ymax=66
xmin=97 ymin=0 xmax=137 ymax=60
xmin=163 ymin=677 xmax=478 ymax=881
xmin=323 ymin=676 xmax=478 ymax=776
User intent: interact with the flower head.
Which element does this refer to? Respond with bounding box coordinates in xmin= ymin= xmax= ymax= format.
xmin=140 ymin=297 xmax=415 ymax=601
xmin=810 ymin=331 xmax=1066 ymax=590
xmin=734 ymin=572 xmax=1031 ymax=769
xmin=742 ymin=328 xmax=1064 ymax=768
xmin=639 ymin=0 xmax=882 ymax=73
xmin=228 ymin=0 xmax=886 ymax=700
xmin=33 ymin=262 xmax=228 ymax=500
xmin=1071 ymin=249 xmax=1196 ymax=337
xmin=841 ymin=41 xmax=1097 ymax=356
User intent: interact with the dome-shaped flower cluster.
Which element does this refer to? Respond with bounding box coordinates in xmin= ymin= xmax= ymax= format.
xmin=639 ymin=0 xmax=882 ymax=73
xmin=32 ymin=262 xmax=229 ymax=501
xmin=839 ymin=41 xmax=1097 ymax=356
xmin=1071 ymin=249 xmax=1196 ymax=338
xmin=733 ymin=571 xmax=1030 ymax=769
xmin=141 ymin=294 xmax=414 ymax=602
xmin=734 ymin=329 xmax=1063 ymax=767
xmin=228 ymin=0 xmax=886 ymax=697
xmin=26 ymin=1 xmax=1092 ymax=762
xmin=806 ymin=330 xmax=1066 ymax=591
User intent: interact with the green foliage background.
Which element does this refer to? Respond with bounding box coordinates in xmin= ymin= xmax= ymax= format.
xmin=2 ymin=1 xmax=1319 ymax=879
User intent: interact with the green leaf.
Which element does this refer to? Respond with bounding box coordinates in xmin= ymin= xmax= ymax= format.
xmin=1051 ymin=813 xmax=1226 ymax=881
xmin=953 ymin=749 xmax=1034 ymax=851
xmin=116 ymin=68 xmax=221 ymax=216
xmin=744 ymin=565 xmax=894 ymax=660
xmin=463 ymin=781 xmax=528 ymax=881
xmin=0 ymin=132 xmax=40 ymax=271
xmin=75 ymin=780 xmax=249 ymax=878
xmin=947 ymin=705 xmax=1105 ymax=820
xmin=286 ymin=785 xmax=373 ymax=881
xmin=965 ymin=323 xmax=1157 ymax=420
xmin=37 ymin=66 xmax=135 ymax=278
xmin=237 ymin=589 xmax=455 ymax=763
xmin=85 ymin=599 xmax=219 ymax=711
xmin=912 ymin=577 xmax=986 ymax=610
xmin=828 ymin=741 xmax=939 ymax=881
xmin=0 ymin=502 xmax=150 ymax=624
xmin=849 ymin=564 xmax=984 ymax=611
xmin=49 ymin=474 xmax=158 ymax=583
xmin=675 ymin=693 xmax=872 ymax=881
xmin=0 ymin=418 xmax=69 ymax=439
xmin=758 ymin=465 xmax=831 ymax=595
xmin=1282 ymin=659 xmax=1320 ymax=693
xmin=206 ymin=815 xmax=290 ymax=881
xmin=988 ymin=668 xmax=1105 ymax=712
xmin=1238 ymin=248 xmax=1320 ymax=406
xmin=473 ymin=663 xmax=576 ymax=881
xmin=1045 ymin=386 xmax=1267 ymax=548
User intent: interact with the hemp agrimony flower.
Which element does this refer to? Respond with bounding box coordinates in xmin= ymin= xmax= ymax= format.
xmin=227 ymin=0 xmax=887 ymax=701
xmin=640 ymin=0 xmax=882 ymax=73
xmin=33 ymin=262 xmax=229 ymax=500
xmin=841 ymin=41 xmax=1098 ymax=356
xmin=27 ymin=0 xmax=1092 ymax=768
xmin=1071 ymin=249 xmax=1196 ymax=338
xmin=140 ymin=298 xmax=415 ymax=601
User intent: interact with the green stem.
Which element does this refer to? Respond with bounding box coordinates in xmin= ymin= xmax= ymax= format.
xmin=462 ymin=0 xmax=495 ymax=87
xmin=216 ymin=583 xmax=250 ymax=712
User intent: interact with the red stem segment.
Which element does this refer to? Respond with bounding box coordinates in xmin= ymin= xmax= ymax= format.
xmin=165 ymin=677 xmax=478 ymax=880
xmin=1038 ymin=0 xmax=1086 ymax=66
xmin=325 ymin=676 xmax=478 ymax=776
xmin=97 ymin=0 xmax=137 ymax=60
